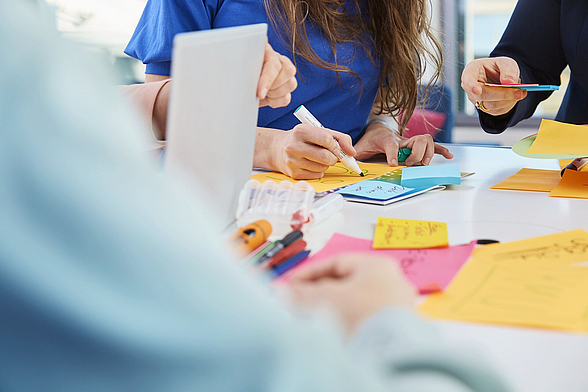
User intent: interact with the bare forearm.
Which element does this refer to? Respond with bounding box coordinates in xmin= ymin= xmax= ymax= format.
xmin=152 ymin=81 xmax=169 ymax=140
xmin=118 ymin=75 xmax=170 ymax=142
xmin=253 ymin=127 xmax=283 ymax=170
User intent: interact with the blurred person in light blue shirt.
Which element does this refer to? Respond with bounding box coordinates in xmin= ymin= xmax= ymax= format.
xmin=0 ymin=1 xmax=513 ymax=391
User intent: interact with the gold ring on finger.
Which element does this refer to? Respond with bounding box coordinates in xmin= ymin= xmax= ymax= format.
xmin=475 ymin=100 xmax=489 ymax=113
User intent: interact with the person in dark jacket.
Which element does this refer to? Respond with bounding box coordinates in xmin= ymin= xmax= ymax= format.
xmin=461 ymin=0 xmax=588 ymax=134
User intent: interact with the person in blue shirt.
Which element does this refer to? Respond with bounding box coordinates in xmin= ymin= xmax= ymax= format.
xmin=125 ymin=0 xmax=454 ymax=180
xmin=461 ymin=0 xmax=588 ymax=133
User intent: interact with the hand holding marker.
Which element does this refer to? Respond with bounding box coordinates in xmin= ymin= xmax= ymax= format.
xmin=294 ymin=105 xmax=364 ymax=177
xmin=294 ymin=105 xmax=412 ymax=168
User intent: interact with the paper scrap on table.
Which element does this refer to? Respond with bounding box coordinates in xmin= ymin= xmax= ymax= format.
xmin=420 ymin=260 xmax=588 ymax=333
xmin=251 ymin=162 xmax=397 ymax=193
xmin=525 ymin=119 xmax=588 ymax=155
xmin=549 ymin=170 xmax=588 ymax=199
xmin=490 ymin=168 xmax=562 ymax=192
xmin=373 ymin=217 xmax=448 ymax=249
xmin=277 ymin=233 xmax=475 ymax=294
xmin=472 ymin=229 xmax=588 ymax=267
xmin=335 ymin=180 xmax=415 ymax=201
xmin=400 ymin=164 xmax=461 ymax=188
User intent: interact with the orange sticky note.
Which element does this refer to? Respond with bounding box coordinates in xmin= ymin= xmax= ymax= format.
xmin=490 ymin=168 xmax=562 ymax=192
xmin=526 ymin=120 xmax=588 ymax=155
xmin=420 ymin=260 xmax=588 ymax=333
xmin=549 ymin=170 xmax=588 ymax=199
xmin=252 ymin=162 xmax=398 ymax=193
xmin=373 ymin=217 xmax=448 ymax=249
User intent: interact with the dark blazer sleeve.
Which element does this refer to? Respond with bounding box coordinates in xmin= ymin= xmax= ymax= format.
xmin=479 ymin=0 xmax=568 ymax=133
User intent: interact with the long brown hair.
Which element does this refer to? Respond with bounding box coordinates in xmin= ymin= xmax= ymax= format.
xmin=264 ymin=0 xmax=443 ymax=132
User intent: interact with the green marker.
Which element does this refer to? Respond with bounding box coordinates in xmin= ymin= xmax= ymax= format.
xmin=398 ymin=148 xmax=411 ymax=162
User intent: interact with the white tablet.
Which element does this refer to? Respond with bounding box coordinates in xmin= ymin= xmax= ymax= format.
xmin=165 ymin=24 xmax=267 ymax=229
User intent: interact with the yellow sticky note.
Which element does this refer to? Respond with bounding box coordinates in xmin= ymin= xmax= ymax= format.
xmin=373 ymin=217 xmax=448 ymax=249
xmin=420 ymin=261 xmax=588 ymax=333
xmin=490 ymin=168 xmax=561 ymax=192
xmin=549 ymin=170 xmax=588 ymax=199
xmin=473 ymin=229 xmax=588 ymax=267
xmin=251 ymin=162 xmax=397 ymax=193
xmin=526 ymin=119 xmax=588 ymax=155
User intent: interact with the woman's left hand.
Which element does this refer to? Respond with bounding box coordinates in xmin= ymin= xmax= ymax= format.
xmin=354 ymin=121 xmax=453 ymax=166
xmin=257 ymin=42 xmax=298 ymax=108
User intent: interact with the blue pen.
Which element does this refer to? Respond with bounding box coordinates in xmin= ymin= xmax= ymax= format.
xmin=272 ymin=250 xmax=310 ymax=278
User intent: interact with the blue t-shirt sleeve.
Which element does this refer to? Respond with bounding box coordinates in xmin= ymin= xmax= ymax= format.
xmin=125 ymin=0 xmax=221 ymax=76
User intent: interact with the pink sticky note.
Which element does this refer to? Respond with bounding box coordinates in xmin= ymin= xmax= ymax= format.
xmin=278 ymin=233 xmax=475 ymax=294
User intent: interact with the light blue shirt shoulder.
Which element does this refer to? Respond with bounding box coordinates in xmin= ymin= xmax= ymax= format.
xmin=0 ymin=2 xmax=512 ymax=391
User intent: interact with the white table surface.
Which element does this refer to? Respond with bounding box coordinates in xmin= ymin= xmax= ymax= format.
xmin=306 ymin=144 xmax=588 ymax=392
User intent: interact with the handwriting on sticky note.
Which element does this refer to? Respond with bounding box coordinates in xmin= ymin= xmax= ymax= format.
xmin=473 ymin=229 xmax=588 ymax=266
xmin=336 ymin=180 xmax=414 ymax=201
xmin=420 ymin=261 xmax=588 ymax=333
xmin=275 ymin=233 xmax=474 ymax=294
xmin=252 ymin=162 xmax=397 ymax=193
xmin=373 ymin=217 xmax=448 ymax=249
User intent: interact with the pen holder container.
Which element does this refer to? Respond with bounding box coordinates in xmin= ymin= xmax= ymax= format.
xmin=236 ymin=180 xmax=316 ymax=237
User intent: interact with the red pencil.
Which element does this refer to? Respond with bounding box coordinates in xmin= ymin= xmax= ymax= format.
xmin=266 ymin=239 xmax=307 ymax=268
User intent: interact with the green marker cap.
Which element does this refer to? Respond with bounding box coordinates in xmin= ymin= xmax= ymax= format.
xmin=398 ymin=148 xmax=411 ymax=162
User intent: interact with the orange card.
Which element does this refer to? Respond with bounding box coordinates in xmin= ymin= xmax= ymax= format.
xmin=549 ymin=170 xmax=588 ymax=199
xmin=490 ymin=168 xmax=562 ymax=192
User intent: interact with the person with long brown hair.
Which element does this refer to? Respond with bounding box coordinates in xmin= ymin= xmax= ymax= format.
xmin=126 ymin=0 xmax=453 ymax=179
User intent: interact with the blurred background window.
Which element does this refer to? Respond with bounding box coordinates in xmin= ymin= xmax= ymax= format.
xmin=46 ymin=0 xmax=147 ymax=84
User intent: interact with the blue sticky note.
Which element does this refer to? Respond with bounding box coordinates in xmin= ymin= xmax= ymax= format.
xmin=336 ymin=180 xmax=415 ymax=201
xmin=400 ymin=164 xmax=461 ymax=188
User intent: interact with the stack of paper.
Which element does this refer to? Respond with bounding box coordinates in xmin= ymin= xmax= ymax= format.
xmin=501 ymin=120 xmax=588 ymax=199
xmin=420 ymin=229 xmax=588 ymax=332
xmin=491 ymin=168 xmax=588 ymax=199
xmin=335 ymin=165 xmax=466 ymax=205
xmin=251 ymin=162 xmax=396 ymax=193
xmin=400 ymin=164 xmax=461 ymax=188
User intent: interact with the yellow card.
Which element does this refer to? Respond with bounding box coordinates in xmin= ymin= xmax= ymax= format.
xmin=490 ymin=168 xmax=561 ymax=192
xmin=549 ymin=170 xmax=588 ymax=199
xmin=473 ymin=229 xmax=588 ymax=267
xmin=526 ymin=119 xmax=588 ymax=155
xmin=420 ymin=261 xmax=588 ymax=333
xmin=373 ymin=217 xmax=448 ymax=249
xmin=251 ymin=162 xmax=397 ymax=193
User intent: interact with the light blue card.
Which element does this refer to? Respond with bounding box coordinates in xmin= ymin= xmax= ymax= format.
xmin=521 ymin=85 xmax=559 ymax=91
xmin=336 ymin=180 xmax=415 ymax=201
xmin=502 ymin=85 xmax=559 ymax=92
xmin=400 ymin=164 xmax=461 ymax=188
